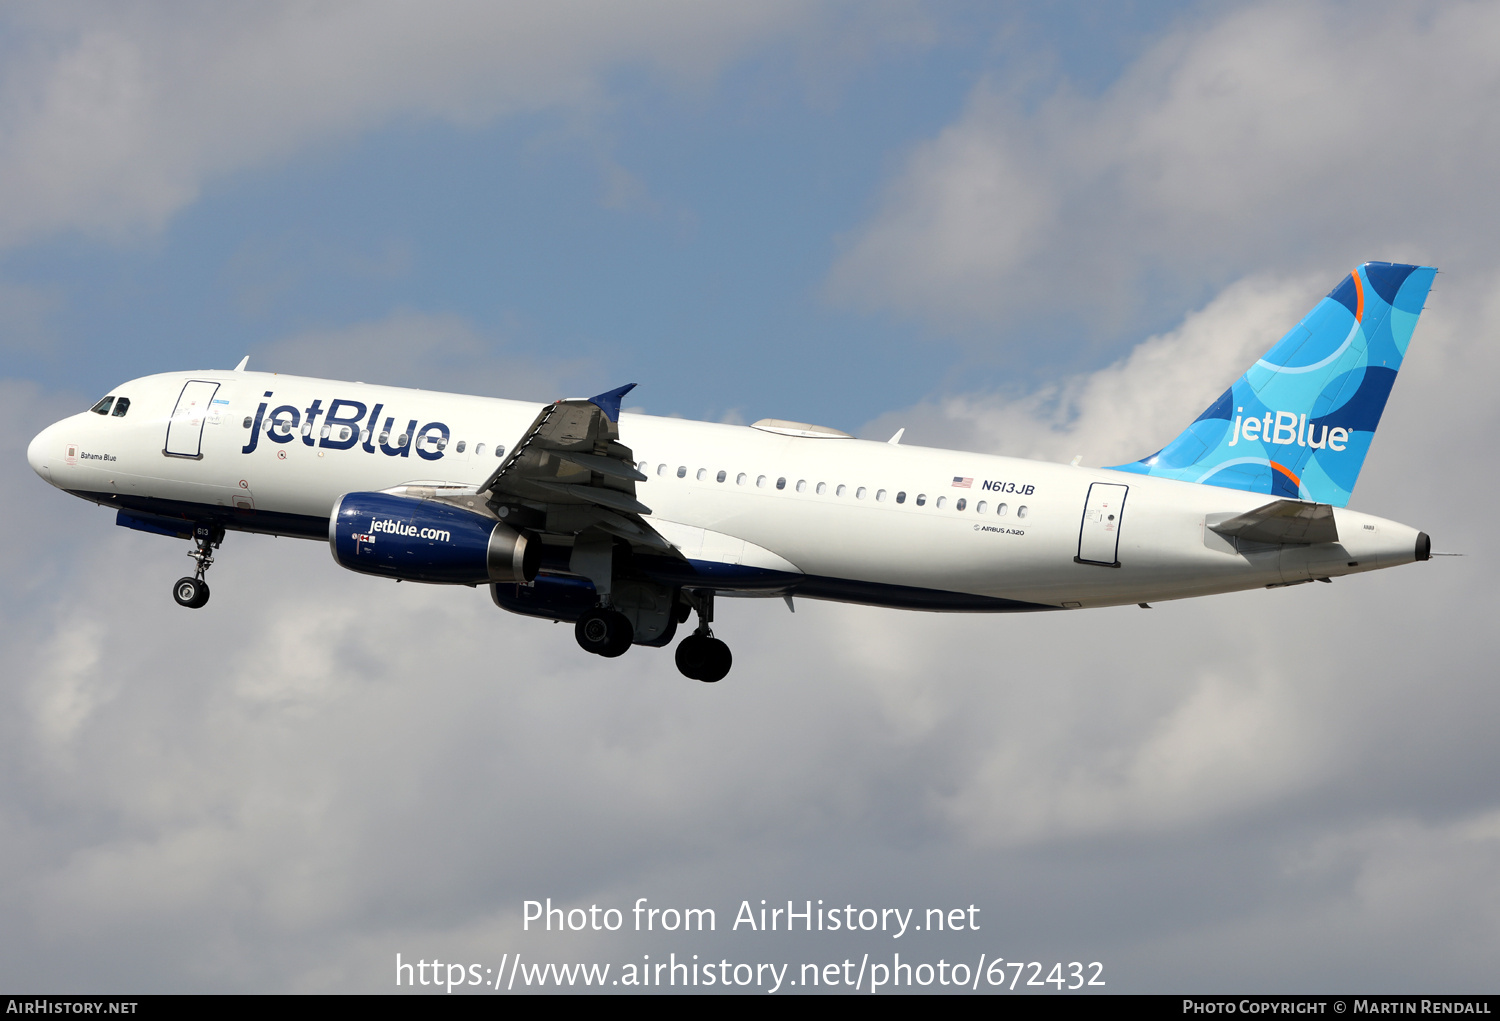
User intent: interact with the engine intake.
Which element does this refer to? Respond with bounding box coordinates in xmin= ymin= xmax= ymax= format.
xmin=329 ymin=491 xmax=538 ymax=584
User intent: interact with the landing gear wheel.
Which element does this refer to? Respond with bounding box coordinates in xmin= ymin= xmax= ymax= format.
xmin=173 ymin=576 xmax=210 ymax=609
xmin=175 ymin=523 xmax=222 ymax=609
xmin=676 ymin=634 xmax=731 ymax=682
xmin=575 ymin=608 xmax=634 ymax=657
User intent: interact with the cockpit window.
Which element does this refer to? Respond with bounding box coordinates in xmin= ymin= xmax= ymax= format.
xmin=111 ymin=397 xmax=131 ymax=417
xmin=91 ymin=397 xmax=114 ymax=415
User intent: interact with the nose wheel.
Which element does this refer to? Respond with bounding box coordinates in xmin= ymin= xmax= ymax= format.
xmin=173 ymin=576 xmax=210 ymax=608
xmin=675 ymin=590 xmax=732 ymax=682
xmin=173 ymin=523 xmax=223 ymax=609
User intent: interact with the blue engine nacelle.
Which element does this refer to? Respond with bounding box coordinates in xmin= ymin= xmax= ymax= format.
xmin=329 ymin=491 xmax=538 ymax=584
xmin=490 ymin=574 xmax=599 ymax=622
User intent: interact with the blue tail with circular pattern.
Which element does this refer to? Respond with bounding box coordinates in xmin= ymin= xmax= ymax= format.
xmin=1106 ymin=262 xmax=1435 ymax=507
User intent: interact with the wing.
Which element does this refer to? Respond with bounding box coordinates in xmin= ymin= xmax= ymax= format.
xmin=479 ymin=384 xmax=674 ymax=551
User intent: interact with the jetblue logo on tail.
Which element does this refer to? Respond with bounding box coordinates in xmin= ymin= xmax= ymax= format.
xmin=1107 ymin=262 xmax=1435 ymax=507
xmin=1228 ymin=410 xmax=1348 ymax=451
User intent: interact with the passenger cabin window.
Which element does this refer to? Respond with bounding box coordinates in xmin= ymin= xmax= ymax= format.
xmin=657 ymin=464 xmax=668 ymax=476
xmin=776 ymin=477 xmax=786 ymax=490
xmin=758 ymin=475 xmax=767 ymax=488
xmin=936 ymin=496 xmax=947 ymax=509
xmin=737 ymin=473 xmax=747 ymax=485
xmin=836 ymin=484 xmax=847 ymax=497
xmin=796 ymin=480 xmax=807 ymax=492
xmin=815 ymin=482 xmax=827 ymax=495
xmin=475 ymin=443 xmax=486 ymax=456
xmin=996 ymin=503 xmax=1008 ymax=516
xmin=876 ymin=489 xmax=887 ymax=501
xmin=856 ymin=487 xmax=867 ymax=499
xmin=91 ymin=397 xmax=114 ymax=415
xmin=716 ymin=470 xmax=726 ymax=483
xmin=976 ymin=500 xmax=987 ymax=513
xmin=456 ymin=440 xmax=466 ymax=453
xmin=915 ymin=494 xmax=926 ymax=506
xmin=677 ymin=466 xmax=687 ymax=478
xmin=956 ymin=498 xmax=966 ymax=511
xmin=243 ymin=416 xmax=253 ymax=428
xmin=111 ymin=398 xmax=131 ymax=417
xmin=1017 ymin=505 xmax=1028 ymax=518
xmin=896 ymin=491 xmax=906 ymax=504
xmin=697 ymin=468 xmax=708 ymax=481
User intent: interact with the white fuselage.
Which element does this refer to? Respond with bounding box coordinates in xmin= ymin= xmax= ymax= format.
xmin=27 ymin=370 xmax=1426 ymax=610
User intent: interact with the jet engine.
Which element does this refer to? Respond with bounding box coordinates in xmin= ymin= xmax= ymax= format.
xmin=329 ymin=491 xmax=538 ymax=584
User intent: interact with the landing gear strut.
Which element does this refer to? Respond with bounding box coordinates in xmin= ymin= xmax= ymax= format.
xmin=675 ymin=590 xmax=731 ymax=683
xmin=172 ymin=523 xmax=222 ymax=609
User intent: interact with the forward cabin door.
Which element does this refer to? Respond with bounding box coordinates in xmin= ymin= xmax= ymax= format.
xmin=164 ymin=380 xmax=221 ymax=459
xmin=1076 ymin=482 xmax=1128 ymax=567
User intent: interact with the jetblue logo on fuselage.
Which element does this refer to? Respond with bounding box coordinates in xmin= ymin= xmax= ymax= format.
xmin=240 ymin=391 xmax=450 ymax=461
xmin=1228 ymin=408 xmax=1350 ymax=450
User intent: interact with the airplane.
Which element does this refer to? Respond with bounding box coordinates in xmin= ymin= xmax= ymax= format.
xmin=27 ymin=262 xmax=1436 ymax=683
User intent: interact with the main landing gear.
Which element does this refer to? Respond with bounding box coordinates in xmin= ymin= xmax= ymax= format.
xmin=172 ymin=523 xmax=223 ymax=609
xmin=572 ymin=589 xmax=733 ymax=682
xmin=574 ymin=607 xmax=634 ymax=658
xmin=675 ymin=590 xmax=731 ymax=683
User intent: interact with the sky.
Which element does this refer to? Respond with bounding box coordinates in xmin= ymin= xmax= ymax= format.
xmin=2 ymin=0 xmax=1498 ymax=994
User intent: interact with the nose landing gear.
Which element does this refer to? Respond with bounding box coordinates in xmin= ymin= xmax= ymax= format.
xmin=675 ymin=590 xmax=731 ymax=683
xmin=172 ymin=523 xmax=223 ymax=609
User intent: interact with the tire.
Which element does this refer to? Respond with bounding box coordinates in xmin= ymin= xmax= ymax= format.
xmin=675 ymin=634 xmax=709 ymax=679
xmin=676 ymin=634 xmax=730 ymax=682
xmin=698 ymin=637 xmax=732 ymax=683
xmin=173 ymin=577 xmax=206 ymax=609
xmin=575 ymin=608 xmax=633 ymax=657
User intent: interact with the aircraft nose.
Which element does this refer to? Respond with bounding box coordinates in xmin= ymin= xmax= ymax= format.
xmin=27 ymin=422 xmax=59 ymax=484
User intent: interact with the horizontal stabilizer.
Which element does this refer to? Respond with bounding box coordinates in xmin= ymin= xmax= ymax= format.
xmin=1209 ymin=500 xmax=1338 ymax=545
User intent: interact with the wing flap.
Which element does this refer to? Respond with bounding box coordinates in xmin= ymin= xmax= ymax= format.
xmin=479 ymin=383 xmax=677 ymax=557
xmin=528 ymin=479 xmax=652 ymax=516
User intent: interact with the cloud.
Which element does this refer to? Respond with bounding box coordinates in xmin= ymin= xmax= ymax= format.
xmin=860 ymin=271 xmax=1316 ymax=464
xmin=4 ymin=249 xmax=1497 ymax=989
xmin=251 ymin=308 xmax=594 ymax=399
xmin=5 ymin=0 xmax=1500 ymax=993
xmin=829 ymin=1 xmax=1500 ymax=338
xmin=0 ymin=280 xmax=60 ymax=352
xmin=0 ymin=1 xmax=827 ymax=249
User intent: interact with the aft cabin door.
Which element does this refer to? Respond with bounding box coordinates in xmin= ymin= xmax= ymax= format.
xmin=164 ymin=380 xmax=220 ymax=459
xmin=1076 ymin=483 xmax=1128 ymax=567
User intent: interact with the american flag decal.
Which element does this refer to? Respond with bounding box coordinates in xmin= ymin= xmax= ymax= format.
xmin=952 ymin=477 xmax=973 ymax=488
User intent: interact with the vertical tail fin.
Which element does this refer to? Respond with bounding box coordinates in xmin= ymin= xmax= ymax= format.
xmin=1106 ymin=262 xmax=1435 ymax=507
